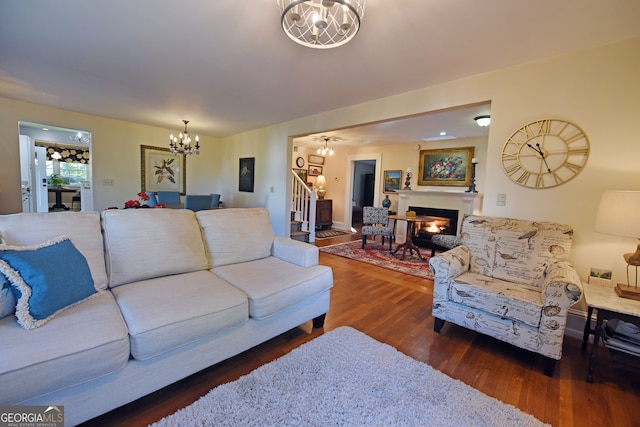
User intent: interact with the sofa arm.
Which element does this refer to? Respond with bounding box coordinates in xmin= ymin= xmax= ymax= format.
xmin=428 ymin=245 xmax=470 ymax=281
xmin=272 ymin=236 xmax=319 ymax=268
xmin=541 ymin=262 xmax=583 ymax=310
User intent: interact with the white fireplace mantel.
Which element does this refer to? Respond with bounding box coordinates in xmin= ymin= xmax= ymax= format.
xmin=395 ymin=190 xmax=483 ymax=239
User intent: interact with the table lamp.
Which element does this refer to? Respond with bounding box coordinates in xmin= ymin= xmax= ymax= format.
xmin=316 ymin=175 xmax=327 ymax=199
xmin=594 ymin=190 xmax=640 ymax=300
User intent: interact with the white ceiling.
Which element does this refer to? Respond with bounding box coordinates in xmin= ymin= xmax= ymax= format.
xmin=1 ymin=0 xmax=639 ymax=145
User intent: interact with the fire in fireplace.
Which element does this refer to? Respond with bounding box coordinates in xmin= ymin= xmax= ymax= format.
xmin=408 ymin=206 xmax=459 ymax=250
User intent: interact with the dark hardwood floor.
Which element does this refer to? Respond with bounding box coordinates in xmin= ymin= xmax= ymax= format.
xmin=82 ymin=232 xmax=640 ymax=427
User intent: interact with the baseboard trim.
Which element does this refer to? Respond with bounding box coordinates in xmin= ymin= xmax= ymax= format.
xmin=565 ymin=308 xmax=587 ymax=340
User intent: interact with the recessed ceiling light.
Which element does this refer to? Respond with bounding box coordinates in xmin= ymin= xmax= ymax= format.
xmin=42 ymin=128 xmax=48 ymax=131
xmin=440 ymin=131 xmax=447 ymax=136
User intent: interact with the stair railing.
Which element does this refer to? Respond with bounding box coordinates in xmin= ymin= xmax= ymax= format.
xmin=291 ymin=169 xmax=317 ymax=242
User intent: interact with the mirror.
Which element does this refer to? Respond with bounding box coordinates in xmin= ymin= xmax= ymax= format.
xmin=18 ymin=121 xmax=93 ymax=213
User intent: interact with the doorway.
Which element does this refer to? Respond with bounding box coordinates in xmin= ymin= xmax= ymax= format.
xmin=345 ymin=153 xmax=382 ymax=231
xmin=18 ymin=122 xmax=93 ymax=213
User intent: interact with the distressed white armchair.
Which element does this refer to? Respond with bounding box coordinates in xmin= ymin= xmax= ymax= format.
xmin=429 ymin=215 xmax=583 ymax=376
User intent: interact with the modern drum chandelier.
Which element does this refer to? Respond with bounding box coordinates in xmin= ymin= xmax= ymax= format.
xmin=169 ymin=120 xmax=200 ymax=155
xmin=277 ymin=0 xmax=366 ymax=49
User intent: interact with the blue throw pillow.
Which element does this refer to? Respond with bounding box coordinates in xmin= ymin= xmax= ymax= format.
xmin=0 ymin=236 xmax=98 ymax=329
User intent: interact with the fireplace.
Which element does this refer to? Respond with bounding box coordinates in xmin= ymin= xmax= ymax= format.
xmin=407 ymin=206 xmax=459 ymax=249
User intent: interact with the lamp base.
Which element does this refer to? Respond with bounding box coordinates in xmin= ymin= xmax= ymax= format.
xmin=614 ymin=283 xmax=640 ymax=301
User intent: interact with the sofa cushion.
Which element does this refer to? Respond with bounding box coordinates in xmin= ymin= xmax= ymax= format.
xmin=0 ymin=274 xmax=15 ymax=319
xmin=0 ymin=236 xmax=99 ymax=329
xmin=460 ymin=215 xmax=573 ymax=287
xmin=197 ymin=208 xmax=274 ymax=268
xmin=101 ymin=209 xmax=209 ymax=287
xmin=0 ymin=212 xmax=108 ymax=290
xmin=213 ymin=257 xmax=333 ymax=319
xmin=111 ymin=270 xmax=248 ymax=360
xmin=449 ymin=272 xmax=543 ymax=328
xmin=0 ymin=291 xmax=129 ymax=405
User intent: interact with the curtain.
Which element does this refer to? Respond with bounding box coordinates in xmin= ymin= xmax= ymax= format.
xmin=45 ymin=146 xmax=90 ymax=163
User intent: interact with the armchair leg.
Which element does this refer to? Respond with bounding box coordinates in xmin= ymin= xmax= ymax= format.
xmin=361 ymin=236 xmax=366 ymax=249
xmin=543 ymin=357 xmax=556 ymax=377
xmin=434 ymin=317 xmax=445 ymax=333
xmin=312 ymin=314 xmax=326 ymax=329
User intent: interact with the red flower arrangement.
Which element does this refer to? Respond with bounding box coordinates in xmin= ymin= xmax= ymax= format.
xmin=124 ymin=192 xmax=165 ymax=209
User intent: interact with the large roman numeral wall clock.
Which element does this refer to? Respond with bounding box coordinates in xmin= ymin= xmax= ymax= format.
xmin=501 ymin=118 xmax=590 ymax=188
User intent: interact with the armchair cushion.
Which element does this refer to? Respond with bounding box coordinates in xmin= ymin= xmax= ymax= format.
xmin=449 ymin=272 xmax=543 ymax=328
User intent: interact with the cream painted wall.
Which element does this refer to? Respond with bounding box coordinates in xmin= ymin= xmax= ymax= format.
xmin=1 ymin=38 xmax=638 ymax=287
xmin=0 ymin=98 xmax=224 ymax=213
xmin=231 ymin=37 xmax=640 ymax=288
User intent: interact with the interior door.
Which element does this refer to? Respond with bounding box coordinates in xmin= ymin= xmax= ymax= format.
xmin=34 ymin=146 xmax=49 ymax=212
xmin=19 ymin=135 xmax=33 ymax=212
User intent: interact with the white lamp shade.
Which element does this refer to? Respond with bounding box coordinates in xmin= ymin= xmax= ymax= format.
xmin=594 ymin=190 xmax=640 ymax=239
xmin=316 ymin=175 xmax=327 ymax=187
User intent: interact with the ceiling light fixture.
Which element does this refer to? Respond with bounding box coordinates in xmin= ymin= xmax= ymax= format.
xmin=474 ymin=115 xmax=491 ymax=127
xmin=277 ymin=0 xmax=366 ymax=49
xmin=317 ymin=136 xmax=335 ymax=155
xmin=169 ymin=120 xmax=200 ymax=155
xmin=70 ymin=132 xmax=90 ymax=144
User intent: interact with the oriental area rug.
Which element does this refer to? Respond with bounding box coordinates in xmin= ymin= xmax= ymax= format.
xmin=320 ymin=240 xmax=434 ymax=280
xmin=150 ymin=327 xmax=548 ymax=427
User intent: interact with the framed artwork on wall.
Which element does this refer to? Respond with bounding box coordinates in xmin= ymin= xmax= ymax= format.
xmin=383 ymin=170 xmax=402 ymax=193
xmin=308 ymin=164 xmax=323 ymax=177
xmin=293 ymin=168 xmax=308 ymax=184
xmin=308 ymin=154 xmax=325 ymax=165
xmin=418 ymin=146 xmax=474 ymax=187
xmin=140 ymin=145 xmax=186 ymax=195
xmin=239 ymin=157 xmax=255 ymax=192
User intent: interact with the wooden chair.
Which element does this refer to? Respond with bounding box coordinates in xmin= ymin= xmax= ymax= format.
xmin=361 ymin=207 xmax=394 ymax=250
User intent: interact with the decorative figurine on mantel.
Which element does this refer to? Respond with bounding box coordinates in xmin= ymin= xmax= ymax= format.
xmin=404 ymin=167 xmax=412 ymax=190
xmin=466 ymin=158 xmax=478 ymax=193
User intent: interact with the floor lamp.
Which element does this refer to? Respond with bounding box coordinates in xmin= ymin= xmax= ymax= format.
xmin=594 ymin=190 xmax=640 ymax=300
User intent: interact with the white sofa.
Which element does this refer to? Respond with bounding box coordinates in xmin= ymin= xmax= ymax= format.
xmin=0 ymin=208 xmax=332 ymax=426
xmin=429 ymin=215 xmax=582 ymax=376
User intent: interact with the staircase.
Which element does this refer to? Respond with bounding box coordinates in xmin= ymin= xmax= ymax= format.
xmin=290 ymin=212 xmax=309 ymax=243
xmin=290 ymin=169 xmax=317 ymax=243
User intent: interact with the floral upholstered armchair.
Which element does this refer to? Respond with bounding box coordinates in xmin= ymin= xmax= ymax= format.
xmin=429 ymin=215 xmax=583 ymax=377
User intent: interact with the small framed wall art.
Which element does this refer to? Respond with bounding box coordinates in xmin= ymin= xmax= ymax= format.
xmin=308 ymin=154 xmax=325 ymax=165
xmin=308 ymin=164 xmax=323 ymax=177
xmin=239 ymin=157 xmax=255 ymax=192
xmin=293 ymin=168 xmax=308 ymax=184
xmin=383 ymin=170 xmax=402 ymax=193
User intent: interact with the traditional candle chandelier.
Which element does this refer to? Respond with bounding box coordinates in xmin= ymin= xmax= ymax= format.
xmin=277 ymin=0 xmax=366 ymax=49
xmin=317 ymin=136 xmax=335 ymax=156
xmin=169 ymin=120 xmax=200 ymax=155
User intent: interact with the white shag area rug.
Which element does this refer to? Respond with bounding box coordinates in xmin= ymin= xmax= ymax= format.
xmin=150 ymin=327 xmax=549 ymax=427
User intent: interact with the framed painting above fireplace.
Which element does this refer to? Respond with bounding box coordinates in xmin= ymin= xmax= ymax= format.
xmin=418 ymin=146 xmax=474 ymax=187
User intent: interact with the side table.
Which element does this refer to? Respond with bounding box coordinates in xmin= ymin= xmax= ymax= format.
xmin=388 ymin=215 xmax=431 ymax=261
xmin=582 ymin=281 xmax=640 ymax=383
